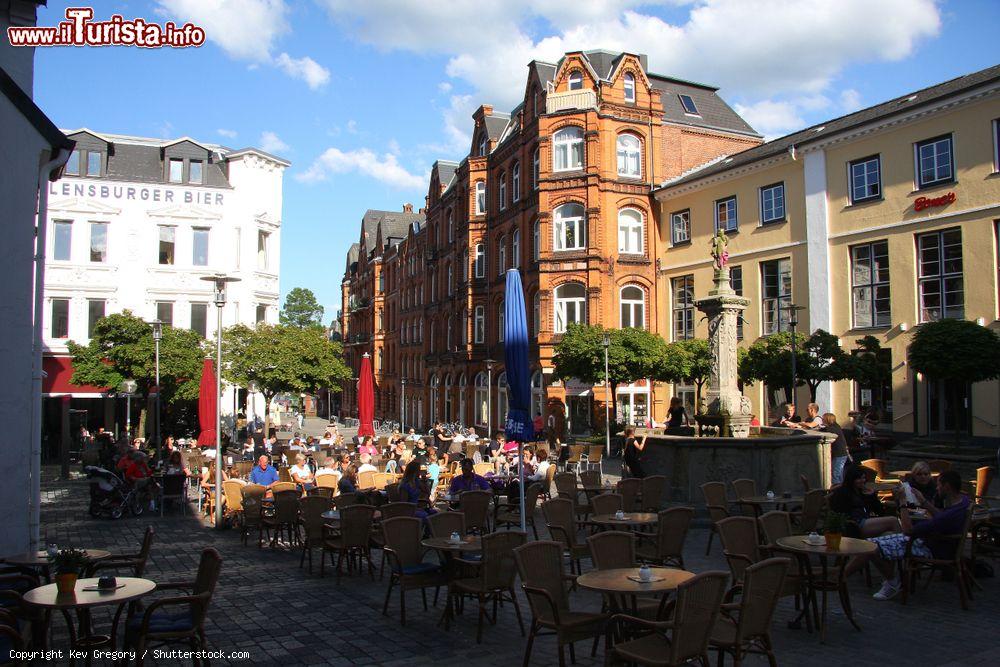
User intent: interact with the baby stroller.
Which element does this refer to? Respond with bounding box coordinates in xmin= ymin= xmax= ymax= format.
xmin=85 ymin=466 xmax=142 ymax=519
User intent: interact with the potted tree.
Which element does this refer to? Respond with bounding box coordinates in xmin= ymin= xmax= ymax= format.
xmin=822 ymin=511 xmax=848 ymax=551
xmin=49 ymin=548 xmax=89 ymax=594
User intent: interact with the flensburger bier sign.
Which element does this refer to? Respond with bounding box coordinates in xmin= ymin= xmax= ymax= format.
xmin=49 ymin=181 xmax=226 ymax=206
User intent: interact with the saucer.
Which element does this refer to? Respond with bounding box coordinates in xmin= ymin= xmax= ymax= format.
xmin=803 ymin=537 xmax=827 ymax=547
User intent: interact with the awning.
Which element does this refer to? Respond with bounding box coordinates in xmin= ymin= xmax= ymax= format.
xmin=42 ymin=356 xmax=107 ymax=396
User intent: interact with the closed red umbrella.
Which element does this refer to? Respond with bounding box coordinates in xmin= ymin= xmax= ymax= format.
xmin=357 ymin=352 xmax=375 ymax=437
xmin=196 ymin=358 xmax=217 ymax=446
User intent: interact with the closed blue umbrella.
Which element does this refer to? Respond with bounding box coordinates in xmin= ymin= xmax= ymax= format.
xmin=504 ymin=268 xmax=534 ymax=530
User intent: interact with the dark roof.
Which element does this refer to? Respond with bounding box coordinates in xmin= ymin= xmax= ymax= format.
xmin=434 ymin=160 xmax=458 ymax=189
xmin=649 ymin=73 xmax=759 ymax=137
xmin=361 ymin=209 xmax=425 ymax=250
xmin=0 ymin=65 xmax=74 ymax=177
xmin=530 ymin=61 xmax=557 ymax=88
xmin=484 ymin=114 xmax=510 ymax=141
xmin=658 ymin=63 xmax=1000 ymax=190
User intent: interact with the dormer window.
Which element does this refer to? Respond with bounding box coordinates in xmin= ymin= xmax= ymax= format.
xmin=86 ymin=152 xmax=102 ymax=177
xmin=168 ymin=159 xmax=184 ymax=183
xmin=65 ymin=148 xmax=104 ymax=177
xmin=189 ymin=160 xmax=203 ymax=184
xmin=568 ymin=70 xmax=583 ymax=90
xmin=167 ymin=156 xmax=208 ymax=184
xmin=623 ymin=73 xmax=635 ymax=102
xmin=478 ymin=134 xmax=488 ymax=156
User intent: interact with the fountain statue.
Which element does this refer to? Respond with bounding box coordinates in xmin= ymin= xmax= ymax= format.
xmin=694 ymin=229 xmax=752 ymax=438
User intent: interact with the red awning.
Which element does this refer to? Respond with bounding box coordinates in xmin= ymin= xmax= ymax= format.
xmin=42 ymin=356 xmax=107 ymax=395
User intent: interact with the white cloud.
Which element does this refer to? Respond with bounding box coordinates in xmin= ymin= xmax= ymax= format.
xmin=297 ymin=147 xmax=427 ymax=189
xmin=258 ymin=131 xmax=290 ymax=154
xmin=274 ymin=52 xmax=331 ymax=89
xmin=217 ymin=128 xmax=238 ymax=139
xmin=733 ymin=100 xmax=807 ymax=140
xmin=839 ymin=88 xmax=863 ymax=113
xmin=437 ymin=81 xmax=452 ymax=93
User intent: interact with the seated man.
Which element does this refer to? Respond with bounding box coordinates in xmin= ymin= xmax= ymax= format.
xmin=249 ymin=455 xmax=279 ymax=489
xmin=357 ymin=453 xmax=378 ymax=475
xmin=791 ymin=403 xmax=823 ymax=430
xmin=854 ymin=469 xmax=970 ymax=601
xmin=449 ymin=458 xmax=491 ymax=495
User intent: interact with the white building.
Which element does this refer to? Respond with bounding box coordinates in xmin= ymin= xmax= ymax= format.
xmin=41 ymin=129 xmax=289 ymax=440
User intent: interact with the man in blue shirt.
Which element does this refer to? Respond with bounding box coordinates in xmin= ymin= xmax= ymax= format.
xmin=249 ymin=455 xmax=279 ymax=489
xmin=449 ymin=458 xmax=491 ymax=495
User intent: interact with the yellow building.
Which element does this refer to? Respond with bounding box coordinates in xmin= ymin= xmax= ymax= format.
xmin=654 ymin=64 xmax=1000 ymax=442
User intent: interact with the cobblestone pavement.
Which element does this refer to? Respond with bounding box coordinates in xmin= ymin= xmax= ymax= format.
xmin=32 ymin=472 xmax=1000 ymax=667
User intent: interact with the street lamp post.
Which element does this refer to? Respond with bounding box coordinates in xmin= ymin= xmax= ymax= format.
xmin=485 ymin=359 xmax=496 ymax=441
xmin=400 ymin=378 xmax=407 ymax=431
xmin=151 ymin=320 xmax=162 ymax=463
xmin=200 ymin=274 xmax=241 ymax=529
xmin=603 ymin=332 xmax=611 ymax=457
xmin=782 ymin=304 xmax=806 ymax=407
xmin=120 ymin=379 xmax=137 ymax=441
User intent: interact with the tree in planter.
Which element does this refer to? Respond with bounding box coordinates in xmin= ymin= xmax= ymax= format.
xmin=552 ymin=324 xmax=667 ymax=434
xmin=280 ymin=287 xmax=325 ymax=329
xmin=221 ymin=323 xmax=352 ymax=437
xmin=908 ymin=319 xmax=1000 ymax=441
xmin=67 ymin=311 xmax=206 ymax=441
xmin=799 ymin=330 xmax=853 ymax=402
xmin=738 ymin=331 xmax=805 ymax=405
xmin=851 ymin=335 xmax=893 ymax=414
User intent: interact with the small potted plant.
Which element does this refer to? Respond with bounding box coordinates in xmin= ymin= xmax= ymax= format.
xmin=822 ymin=511 xmax=848 ymax=551
xmin=49 ymin=548 xmax=89 ymax=594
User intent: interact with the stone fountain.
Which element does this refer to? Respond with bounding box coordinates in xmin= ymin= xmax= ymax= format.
xmin=694 ymin=229 xmax=752 ymax=438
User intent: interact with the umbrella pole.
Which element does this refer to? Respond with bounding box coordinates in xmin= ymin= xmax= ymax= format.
xmin=518 ymin=441 xmax=526 ymax=532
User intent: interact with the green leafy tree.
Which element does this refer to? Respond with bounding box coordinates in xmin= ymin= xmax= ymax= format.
xmin=799 ymin=330 xmax=852 ymax=402
xmin=739 ymin=331 xmax=805 ymax=404
xmin=654 ymin=339 xmax=710 ymax=414
xmin=221 ymin=323 xmax=352 ymax=436
xmin=851 ymin=335 xmax=892 ymax=411
xmin=908 ymin=319 xmax=1000 ymax=440
xmin=279 ymin=287 xmax=325 ymax=329
xmin=552 ymin=324 xmax=667 ymax=433
xmin=67 ymin=311 xmax=206 ymax=438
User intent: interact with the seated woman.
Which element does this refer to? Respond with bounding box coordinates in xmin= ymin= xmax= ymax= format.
xmin=164 ymin=450 xmax=191 ymax=477
xmin=903 ymin=461 xmax=939 ymax=508
xmin=399 ymin=460 xmax=435 ymax=519
xmin=200 ymin=460 xmax=230 ymax=517
xmin=337 ymin=463 xmax=361 ymax=502
xmin=828 ymin=465 xmax=899 ymax=537
xmin=289 ymin=453 xmax=315 ymax=492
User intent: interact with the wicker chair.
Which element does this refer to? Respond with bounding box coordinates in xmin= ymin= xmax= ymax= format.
xmin=270 ymin=481 xmax=297 ymax=494
xmin=793 ymin=489 xmax=826 ymax=533
xmin=473 ymin=463 xmax=494 ymax=476
xmin=124 ymin=548 xmax=222 ymax=665
xmin=542 ymin=498 xmax=589 ymax=575
xmin=445 ymin=531 xmax=527 ymax=643
xmin=241 ymin=485 xmax=265 ymax=547
xmin=374 ymin=503 xmax=418 ymax=578
xmin=585 ymin=446 xmax=604 ymax=473
xmin=385 ymin=481 xmax=401 ymax=502
xmin=323 ymin=504 xmax=377 ymax=580
xmin=315 ymin=473 xmax=340 ymax=492
xmin=494 ymin=483 xmax=544 ymax=540
xmin=381 ymin=516 xmax=448 ymax=626
xmin=554 ymin=472 xmax=591 ymax=518
xmin=607 ymin=570 xmax=729 ymax=667
xmin=578 ymin=469 xmax=602 ymax=489
xmin=564 ymin=444 xmax=586 ymax=473
xmin=358 ymin=470 xmax=377 ymax=490
xmin=640 ymin=475 xmax=667 ymax=512
xmin=590 ymin=493 xmax=623 ymax=518
xmin=373 ymin=472 xmax=395 ymax=490
xmin=587 ymin=530 xmax=636 ymax=570
xmin=160 ymin=474 xmax=189 ymax=516
xmin=306 ymin=486 xmax=333 ymax=500
xmin=860 ymin=458 xmax=887 ymax=480
xmin=221 ymin=480 xmax=243 ymax=522
xmin=263 ymin=489 xmax=300 ymax=547
xmin=731 ymin=478 xmax=758 ymax=515
xmin=428 ymin=511 xmax=466 ymax=538
xmin=635 ymin=507 xmax=693 ymax=570
xmin=299 ymin=495 xmax=331 ymax=574
xmin=701 ymin=482 xmax=730 ymax=555
xmin=617 ymin=478 xmax=642 ymax=513
xmin=459 ymin=490 xmax=493 ymax=535
xmin=901 ymin=505 xmax=975 ymax=609
xmin=927 ymin=459 xmax=952 ymax=474
xmin=543 ymin=463 xmax=559 ymax=500
xmin=974 ymin=466 xmax=996 ymax=503
xmin=86 ymin=526 xmax=154 ymax=578
xmin=709 ymin=557 xmax=789 ymax=667
xmin=513 ymin=540 xmax=609 ymax=667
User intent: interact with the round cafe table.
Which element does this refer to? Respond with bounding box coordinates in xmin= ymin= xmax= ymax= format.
xmin=421 ymin=536 xmax=483 ymax=554
xmin=577 ymin=566 xmax=694 ymax=616
xmin=589 ymin=513 xmax=658 ymax=529
xmin=738 ymin=495 xmax=803 ymax=517
xmin=23 ymin=576 xmax=156 ymax=657
xmin=2 ymin=550 xmax=112 ymax=583
xmin=321 ymin=510 xmax=340 ymax=521
xmin=774 ymin=535 xmax=876 ymax=643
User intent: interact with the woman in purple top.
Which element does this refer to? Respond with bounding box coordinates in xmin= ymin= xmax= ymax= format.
xmin=399 ymin=460 xmax=435 ymax=520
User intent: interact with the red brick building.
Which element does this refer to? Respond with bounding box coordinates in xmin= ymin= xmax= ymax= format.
xmin=342 ymin=50 xmax=760 ymax=434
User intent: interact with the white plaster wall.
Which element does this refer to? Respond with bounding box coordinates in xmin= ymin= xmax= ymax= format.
xmin=803 ymin=149 xmax=833 ymax=411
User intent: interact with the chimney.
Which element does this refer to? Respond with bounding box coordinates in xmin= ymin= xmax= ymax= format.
xmin=403 ymin=203 xmax=413 ymax=213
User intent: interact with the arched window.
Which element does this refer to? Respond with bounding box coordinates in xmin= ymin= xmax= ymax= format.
xmin=444 ymin=374 xmax=453 ymax=421
xmin=474 ymin=305 xmax=485 ymax=343
xmin=568 ymin=70 xmax=583 ymax=90
xmin=498 ymin=171 xmax=506 ymax=210
xmin=531 ymin=370 xmax=544 ymax=420
xmin=532 ymin=147 xmax=540 ymax=189
xmin=498 ymin=235 xmax=506 ymax=275
xmin=447 ymin=264 xmax=453 ymax=295
xmin=618 ymin=208 xmax=644 ymax=254
xmin=554 ymin=282 xmax=586 ymax=333
xmin=623 ymin=72 xmax=635 ymax=102
xmin=620 ymin=285 xmax=646 ymax=329
xmin=447 ymin=210 xmax=454 ymax=242
xmin=511 ymin=162 xmax=520 ymax=202
xmin=512 ymin=228 xmax=521 ymax=269
xmin=460 ymin=309 xmax=468 ymax=345
xmin=617 ymin=133 xmax=642 ymax=177
xmin=498 ymin=299 xmax=505 ymax=343
xmin=533 ymin=291 xmax=541 ymax=335
xmin=553 ymin=203 xmax=586 ymax=251
xmin=474 ymin=243 xmax=485 ymax=278
xmin=497 ymin=372 xmax=509 ymax=429
xmin=553 ymin=127 xmax=584 ymax=172
xmin=474 ymin=372 xmax=488 ymax=426
xmin=430 ymin=374 xmax=439 ymax=424
xmin=462 ymin=249 xmax=469 ymax=282
xmin=458 ymin=374 xmax=467 ymax=425
xmin=475 ymin=181 xmax=486 ymax=214
xmin=533 ymin=220 xmax=540 ymax=260
xmin=478 ymin=134 xmax=487 ymax=156
xmin=446 ymin=316 xmax=453 ymax=349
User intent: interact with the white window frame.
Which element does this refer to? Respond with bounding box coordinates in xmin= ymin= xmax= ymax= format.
xmin=532 ymin=147 xmax=540 ymax=189
xmin=474 ymin=372 xmax=488 ymax=427
xmin=478 ymin=134 xmax=487 ymax=157
xmin=447 ymin=211 xmax=454 ymax=243
xmin=914 ymin=135 xmax=954 ymax=189
xmin=512 ymin=229 xmax=521 ymax=269
xmin=475 ymin=181 xmax=486 ymax=215
xmin=553 ymin=203 xmax=586 ymax=252
xmin=532 ymin=220 xmax=540 ymax=261
xmin=618 ymin=208 xmax=643 ymax=254
xmin=552 ymin=127 xmax=584 ymax=172
xmin=474 ymin=243 xmax=485 ymax=278
xmin=672 ymin=276 xmax=694 ymax=341
xmin=553 ymin=282 xmax=586 ymax=333
xmin=715 ymin=196 xmax=738 ymax=233
xmin=512 ymin=162 xmax=520 ymax=202
xmin=474 ymin=305 xmax=485 ymax=343
xmin=52 ymin=220 xmax=72 ymax=261
xmin=498 ymin=235 xmax=506 ymax=275
xmin=671 ymin=210 xmax=690 ymax=245
xmin=759 ymin=182 xmax=785 ymax=225
xmin=849 ymin=155 xmax=882 ymax=204
xmin=616 ymin=133 xmax=642 ymax=178
xmin=568 ymin=70 xmax=583 ymax=90
xmin=761 ymin=258 xmax=792 ymax=335
xmin=620 ymin=285 xmax=645 ymax=329
xmin=89 ymin=221 xmax=108 ymax=263
xmin=192 ymin=227 xmax=210 ymax=266
xmin=850 ymin=240 xmax=891 ymax=328
xmin=499 ymin=172 xmax=507 ymax=211
xmin=623 ymin=73 xmax=635 ymax=102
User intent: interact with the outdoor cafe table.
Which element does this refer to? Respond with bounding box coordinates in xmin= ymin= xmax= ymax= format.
xmin=774 ymin=535 xmax=877 ymax=643
xmin=23 ymin=576 xmax=156 ymax=656
xmin=576 ymin=566 xmax=694 ymax=615
xmin=739 ymin=495 xmax=804 ymax=516
xmin=421 ymin=536 xmax=483 ymax=554
xmin=2 ymin=549 xmax=112 ymax=583
xmin=588 ymin=513 xmax=658 ymax=529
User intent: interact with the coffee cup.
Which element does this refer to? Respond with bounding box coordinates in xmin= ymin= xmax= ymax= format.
xmin=615 ymin=510 xmax=625 ymax=520
xmin=449 ymin=531 xmax=461 ymax=544
xmin=98 ymin=576 xmax=117 ymax=590
xmin=806 ymin=532 xmax=822 ymax=544
xmin=766 ymin=490 xmax=775 ymax=500
xmin=638 ymin=565 xmax=652 ymax=582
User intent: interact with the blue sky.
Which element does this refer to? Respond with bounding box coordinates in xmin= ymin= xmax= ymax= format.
xmin=32 ymin=0 xmax=999 ymax=322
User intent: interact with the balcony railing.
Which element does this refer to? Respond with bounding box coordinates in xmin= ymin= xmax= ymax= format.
xmin=348 ymin=296 xmax=371 ymax=312
xmin=346 ymin=333 xmax=370 ymax=344
xmin=546 ymin=89 xmax=597 ymax=114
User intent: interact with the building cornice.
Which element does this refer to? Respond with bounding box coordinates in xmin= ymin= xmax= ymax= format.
xmin=655 ymin=153 xmax=793 ymax=199
xmin=828 ymin=201 xmax=1000 ymax=242
xmin=659 ymin=240 xmax=806 ymax=272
